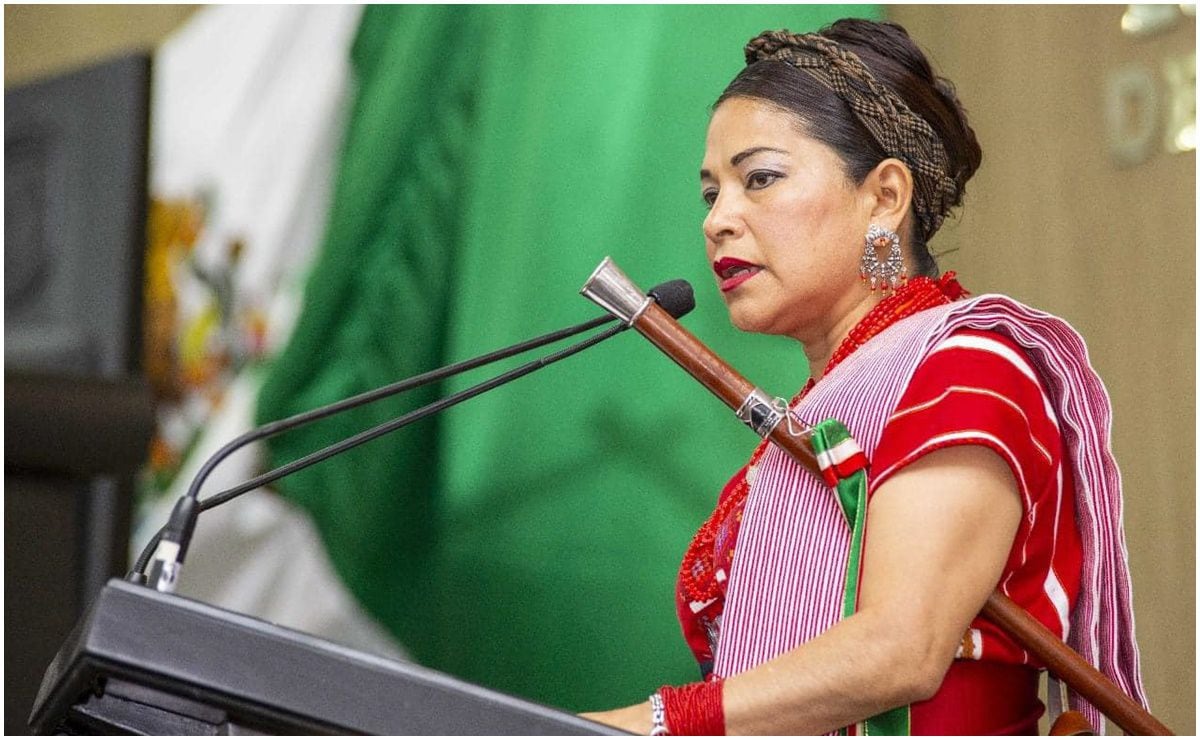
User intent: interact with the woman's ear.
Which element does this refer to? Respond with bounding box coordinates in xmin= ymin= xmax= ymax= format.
xmin=864 ymin=157 xmax=914 ymax=229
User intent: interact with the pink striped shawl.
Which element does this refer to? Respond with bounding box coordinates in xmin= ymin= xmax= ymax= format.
xmin=712 ymin=294 xmax=1147 ymax=734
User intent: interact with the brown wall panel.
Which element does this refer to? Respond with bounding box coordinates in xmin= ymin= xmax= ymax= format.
xmin=4 ymin=4 xmax=198 ymax=88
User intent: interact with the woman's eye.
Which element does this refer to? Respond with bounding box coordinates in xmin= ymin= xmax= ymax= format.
xmin=701 ymin=189 xmax=718 ymax=208
xmin=747 ymin=171 xmax=781 ymax=190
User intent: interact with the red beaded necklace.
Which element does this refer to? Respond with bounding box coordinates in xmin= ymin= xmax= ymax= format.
xmin=678 ymin=273 xmax=967 ymax=603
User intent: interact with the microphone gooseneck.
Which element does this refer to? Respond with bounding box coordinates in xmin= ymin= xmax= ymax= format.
xmin=132 ymin=280 xmax=695 ymax=586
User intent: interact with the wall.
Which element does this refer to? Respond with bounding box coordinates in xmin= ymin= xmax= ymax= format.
xmin=4 ymin=4 xmax=197 ymax=88
xmin=890 ymin=5 xmax=1195 ymax=733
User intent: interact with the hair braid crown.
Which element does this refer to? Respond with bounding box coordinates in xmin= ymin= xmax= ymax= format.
xmin=739 ymin=27 xmax=961 ymax=243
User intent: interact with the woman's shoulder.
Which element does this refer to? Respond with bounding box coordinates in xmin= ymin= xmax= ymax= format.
xmin=870 ymin=324 xmax=1063 ymax=496
xmin=923 ymin=326 xmax=1045 ymax=383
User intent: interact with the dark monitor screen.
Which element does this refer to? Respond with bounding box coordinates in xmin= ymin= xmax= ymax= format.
xmin=5 ymin=53 xmax=149 ymax=378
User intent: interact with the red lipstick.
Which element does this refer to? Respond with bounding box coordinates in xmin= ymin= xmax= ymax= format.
xmin=713 ymin=257 xmax=763 ymax=293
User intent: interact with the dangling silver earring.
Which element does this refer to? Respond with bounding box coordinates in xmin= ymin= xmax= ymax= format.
xmin=860 ymin=224 xmax=906 ymax=293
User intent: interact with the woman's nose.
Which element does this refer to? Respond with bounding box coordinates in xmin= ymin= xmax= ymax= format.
xmin=703 ymin=193 xmax=743 ymax=244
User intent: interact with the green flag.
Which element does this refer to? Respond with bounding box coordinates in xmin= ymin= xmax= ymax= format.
xmin=257 ymin=4 xmax=879 ymax=711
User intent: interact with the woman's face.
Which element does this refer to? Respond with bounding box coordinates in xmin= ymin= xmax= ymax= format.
xmin=700 ymin=97 xmax=875 ymax=343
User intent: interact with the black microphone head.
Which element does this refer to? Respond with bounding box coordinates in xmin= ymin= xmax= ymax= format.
xmin=647 ymin=279 xmax=695 ymax=319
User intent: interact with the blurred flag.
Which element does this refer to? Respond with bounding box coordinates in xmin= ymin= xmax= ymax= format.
xmin=138 ymin=5 xmax=407 ymax=658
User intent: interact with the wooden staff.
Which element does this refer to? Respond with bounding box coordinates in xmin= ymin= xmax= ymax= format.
xmin=581 ymin=258 xmax=1171 ymax=736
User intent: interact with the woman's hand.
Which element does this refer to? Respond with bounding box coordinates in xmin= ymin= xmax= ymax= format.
xmin=580 ymin=701 xmax=652 ymax=735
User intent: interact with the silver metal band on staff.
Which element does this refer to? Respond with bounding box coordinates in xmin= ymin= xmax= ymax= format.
xmin=735 ymin=388 xmax=784 ymax=438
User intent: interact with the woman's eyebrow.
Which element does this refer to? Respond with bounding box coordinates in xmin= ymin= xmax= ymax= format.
xmin=732 ymin=146 xmax=788 ymax=166
xmin=700 ymin=146 xmax=790 ymax=179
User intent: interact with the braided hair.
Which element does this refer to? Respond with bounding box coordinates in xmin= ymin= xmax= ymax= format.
xmin=716 ymin=20 xmax=982 ymax=277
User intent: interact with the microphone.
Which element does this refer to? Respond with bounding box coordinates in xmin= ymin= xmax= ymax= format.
xmin=134 ymin=279 xmax=695 ymax=590
xmin=646 ymin=279 xmax=695 ymax=319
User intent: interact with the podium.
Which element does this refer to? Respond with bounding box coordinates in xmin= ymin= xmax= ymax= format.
xmin=30 ymin=579 xmax=624 ymax=734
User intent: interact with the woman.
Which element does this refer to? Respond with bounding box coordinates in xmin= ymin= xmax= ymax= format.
xmin=584 ymin=19 xmax=1146 ymax=735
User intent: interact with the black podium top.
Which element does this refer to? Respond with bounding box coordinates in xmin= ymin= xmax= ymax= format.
xmin=31 ymin=579 xmax=625 ymax=735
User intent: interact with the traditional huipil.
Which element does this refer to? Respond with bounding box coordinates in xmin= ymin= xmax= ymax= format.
xmin=675 ymin=276 xmax=1147 ymax=734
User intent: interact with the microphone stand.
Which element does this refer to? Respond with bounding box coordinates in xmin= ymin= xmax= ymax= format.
xmin=132 ymin=321 xmax=628 ymax=582
xmin=135 ymin=278 xmax=693 ymax=589
xmin=134 ymin=313 xmax=620 ymax=590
